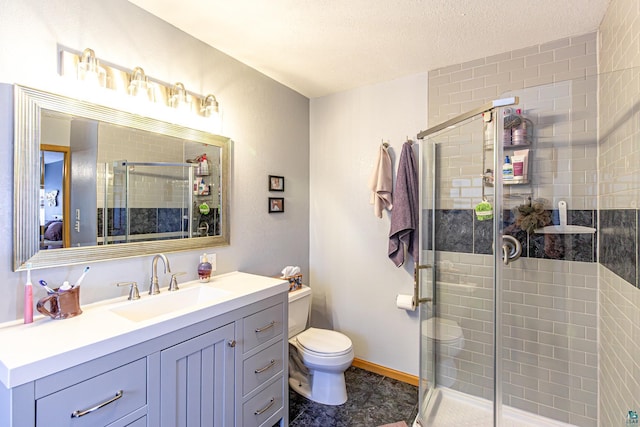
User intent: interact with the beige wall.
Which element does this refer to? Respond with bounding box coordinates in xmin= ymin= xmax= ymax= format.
xmin=598 ymin=0 xmax=640 ymax=425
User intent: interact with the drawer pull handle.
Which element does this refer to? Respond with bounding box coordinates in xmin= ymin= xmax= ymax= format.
xmin=228 ymin=340 xmax=237 ymax=347
xmin=255 ymin=321 xmax=275 ymax=333
xmin=254 ymin=359 xmax=276 ymax=374
xmin=71 ymin=390 xmax=123 ymax=418
xmin=254 ymin=397 xmax=275 ymax=416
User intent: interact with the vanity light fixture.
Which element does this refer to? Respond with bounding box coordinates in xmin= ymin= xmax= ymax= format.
xmin=170 ymin=82 xmax=192 ymax=112
xmin=202 ymin=94 xmax=221 ymax=132
xmin=201 ymin=94 xmax=219 ymax=117
xmin=59 ymin=47 xmax=222 ymax=130
xmin=76 ymin=48 xmax=106 ymax=88
xmin=128 ymin=66 xmax=154 ymax=102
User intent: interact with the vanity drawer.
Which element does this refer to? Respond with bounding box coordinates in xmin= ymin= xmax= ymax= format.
xmin=243 ymin=303 xmax=284 ymax=353
xmin=242 ymin=377 xmax=284 ymax=427
xmin=36 ymin=358 xmax=147 ymax=427
xmin=243 ymin=340 xmax=284 ymax=395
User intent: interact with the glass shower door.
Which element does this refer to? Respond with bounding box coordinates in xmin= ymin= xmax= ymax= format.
xmin=103 ymin=161 xmax=193 ymax=244
xmin=416 ymin=98 xmax=517 ymax=426
xmin=417 ymin=108 xmax=496 ymax=426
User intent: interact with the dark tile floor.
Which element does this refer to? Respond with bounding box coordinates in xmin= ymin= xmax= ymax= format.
xmin=288 ymin=366 xmax=418 ymax=427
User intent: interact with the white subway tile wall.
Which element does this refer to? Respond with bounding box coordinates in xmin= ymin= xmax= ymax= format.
xmin=96 ymin=124 xmax=187 ymax=209
xmin=598 ymin=0 xmax=640 ymax=424
xmin=427 ymin=33 xmax=599 ymax=426
xmin=428 ymin=33 xmax=598 ymax=212
xmin=599 ymin=265 xmax=640 ymax=426
xmin=433 ymin=252 xmax=597 ymax=426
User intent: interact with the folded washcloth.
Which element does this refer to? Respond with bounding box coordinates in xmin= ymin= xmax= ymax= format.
xmin=368 ymin=144 xmax=393 ymax=218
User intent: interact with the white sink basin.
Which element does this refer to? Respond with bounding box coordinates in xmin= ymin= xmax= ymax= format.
xmin=110 ymin=286 xmax=231 ymax=322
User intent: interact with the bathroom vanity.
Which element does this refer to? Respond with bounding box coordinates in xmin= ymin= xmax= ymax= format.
xmin=0 ymin=272 xmax=288 ymax=427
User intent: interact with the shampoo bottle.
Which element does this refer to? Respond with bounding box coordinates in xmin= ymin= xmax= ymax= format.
xmin=198 ymin=253 xmax=213 ymax=283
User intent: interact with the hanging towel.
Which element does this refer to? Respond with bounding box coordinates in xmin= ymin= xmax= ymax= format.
xmin=368 ymin=144 xmax=393 ymax=218
xmin=388 ymin=141 xmax=418 ymax=267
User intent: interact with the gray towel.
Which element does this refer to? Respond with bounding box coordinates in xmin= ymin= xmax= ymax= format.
xmin=388 ymin=141 xmax=418 ymax=267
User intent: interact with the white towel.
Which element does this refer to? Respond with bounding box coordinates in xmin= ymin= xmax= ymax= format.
xmin=281 ymin=265 xmax=300 ymax=277
xmin=368 ymin=144 xmax=393 ymax=218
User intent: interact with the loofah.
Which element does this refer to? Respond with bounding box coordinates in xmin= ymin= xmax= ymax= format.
xmin=514 ymin=198 xmax=551 ymax=234
xmin=475 ymin=200 xmax=493 ymax=221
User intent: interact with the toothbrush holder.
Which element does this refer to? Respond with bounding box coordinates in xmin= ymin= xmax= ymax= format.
xmin=36 ymin=286 xmax=83 ymax=320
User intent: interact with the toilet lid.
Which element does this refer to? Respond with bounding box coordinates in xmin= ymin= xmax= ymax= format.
xmin=297 ymin=327 xmax=352 ymax=355
xmin=423 ymin=317 xmax=463 ymax=342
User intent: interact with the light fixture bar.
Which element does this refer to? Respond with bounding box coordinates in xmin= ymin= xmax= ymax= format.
xmin=58 ymin=46 xmax=219 ymax=119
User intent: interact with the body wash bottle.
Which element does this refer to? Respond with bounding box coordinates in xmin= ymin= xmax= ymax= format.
xmin=503 ymin=156 xmax=514 ymax=181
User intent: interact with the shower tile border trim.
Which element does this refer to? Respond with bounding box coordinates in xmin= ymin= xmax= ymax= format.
xmin=427 ymin=207 xmax=640 ymax=289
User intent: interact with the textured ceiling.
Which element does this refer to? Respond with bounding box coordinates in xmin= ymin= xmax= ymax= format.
xmin=128 ymin=0 xmax=610 ymax=98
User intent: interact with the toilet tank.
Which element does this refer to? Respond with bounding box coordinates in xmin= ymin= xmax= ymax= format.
xmin=288 ymin=285 xmax=312 ymax=338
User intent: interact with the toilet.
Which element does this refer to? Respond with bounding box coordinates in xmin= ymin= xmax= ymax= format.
xmin=288 ymin=285 xmax=354 ymax=405
xmin=423 ymin=317 xmax=465 ymax=387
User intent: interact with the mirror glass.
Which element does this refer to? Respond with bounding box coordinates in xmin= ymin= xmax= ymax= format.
xmin=14 ymin=85 xmax=230 ymax=271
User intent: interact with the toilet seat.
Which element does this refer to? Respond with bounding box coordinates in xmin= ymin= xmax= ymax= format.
xmin=423 ymin=317 xmax=463 ymax=344
xmin=296 ymin=327 xmax=353 ymax=356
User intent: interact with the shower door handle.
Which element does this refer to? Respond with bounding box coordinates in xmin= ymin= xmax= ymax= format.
xmin=502 ymin=235 xmax=522 ymax=265
xmin=414 ymin=264 xmax=433 ymax=305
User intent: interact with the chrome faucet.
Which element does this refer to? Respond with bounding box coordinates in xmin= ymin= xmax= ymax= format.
xmin=150 ymin=253 xmax=171 ymax=295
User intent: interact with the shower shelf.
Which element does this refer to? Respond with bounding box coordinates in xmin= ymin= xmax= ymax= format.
xmin=482 ymin=179 xmax=530 ymax=187
xmin=481 ymin=110 xmax=534 ymax=201
xmin=505 ymin=143 xmax=531 ymax=149
xmin=534 ymin=201 xmax=596 ymax=234
xmin=484 ymin=142 xmax=532 ymax=151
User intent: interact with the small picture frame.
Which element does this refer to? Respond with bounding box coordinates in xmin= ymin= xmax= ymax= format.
xmin=268 ymin=197 xmax=284 ymax=213
xmin=269 ymin=175 xmax=285 ymax=192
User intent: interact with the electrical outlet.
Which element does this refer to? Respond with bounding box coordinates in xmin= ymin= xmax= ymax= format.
xmin=209 ymin=254 xmax=217 ymax=272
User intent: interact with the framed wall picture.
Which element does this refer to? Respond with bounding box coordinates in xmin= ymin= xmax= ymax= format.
xmin=268 ymin=197 xmax=284 ymax=213
xmin=269 ymin=175 xmax=285 ymax=191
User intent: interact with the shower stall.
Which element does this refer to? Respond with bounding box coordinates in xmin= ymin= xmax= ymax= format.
xmin=415 ymin=71 xmax=609 ymax=426
xmin=101 ymin=161 xmax=196 ymax=244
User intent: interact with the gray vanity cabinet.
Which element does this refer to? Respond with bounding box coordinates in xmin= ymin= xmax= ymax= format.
xmin=236 ymin=301 xmax=287 ymax=427
xmin=0 ymin=290 xmax=288 ymax=427
xmin=160 ymin=323 xmax=235 ymax=426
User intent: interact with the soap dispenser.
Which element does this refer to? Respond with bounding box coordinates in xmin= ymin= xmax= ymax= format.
xmin=198 ymin=253 xmax=213 ymax=283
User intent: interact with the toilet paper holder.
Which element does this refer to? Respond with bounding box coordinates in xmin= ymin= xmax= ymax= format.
xmin=413 ymin=263 xmax=433 ymax=305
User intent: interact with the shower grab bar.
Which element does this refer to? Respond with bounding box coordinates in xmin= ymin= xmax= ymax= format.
xmin=413 ymin=263 xmax=433 ymax=305
xmin=416 ymin=96 xmax=519 ymax=140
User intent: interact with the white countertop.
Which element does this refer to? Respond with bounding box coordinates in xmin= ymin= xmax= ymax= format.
xmin=0 ymin=271 xmax=288 ymax=389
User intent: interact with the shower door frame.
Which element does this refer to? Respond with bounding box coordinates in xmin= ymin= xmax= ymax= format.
xmin=105 ymin=161 xmax=195 ymax=244
xmin=415 ymin=97 xmax=518 ymax=427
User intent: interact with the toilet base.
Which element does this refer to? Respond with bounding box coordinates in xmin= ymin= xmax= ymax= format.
xmin=289 ymin=370 xmax=348 ymax=406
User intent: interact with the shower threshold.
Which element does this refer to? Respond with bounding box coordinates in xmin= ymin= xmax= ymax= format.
xmin=415 ymin=387 xmax=576 ymax=427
